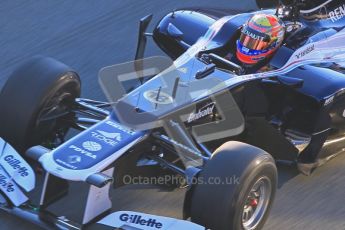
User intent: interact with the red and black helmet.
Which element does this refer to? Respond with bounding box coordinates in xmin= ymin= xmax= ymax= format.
xmin=236 ymin=14 xmax=285 ymax=65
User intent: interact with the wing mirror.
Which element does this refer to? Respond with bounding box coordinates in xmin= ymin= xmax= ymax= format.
xmin=262 ymin=76 xmax=304 ymax=89
xmin=277 ymin=76 xmax=304 ymax=88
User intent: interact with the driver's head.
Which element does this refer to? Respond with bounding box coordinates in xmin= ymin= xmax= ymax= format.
xmin=236 ymin=14 xmax=285 ymax=65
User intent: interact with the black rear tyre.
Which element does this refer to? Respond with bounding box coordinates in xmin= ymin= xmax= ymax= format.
xmin=0 ymin=56 xmax=81 ymax=152
xmin=190 ymin=141 xmax=277 ymax=230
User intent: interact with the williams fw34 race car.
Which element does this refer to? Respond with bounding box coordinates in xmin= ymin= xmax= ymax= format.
xmin=0 ymin=0 xmax=345 ymax=229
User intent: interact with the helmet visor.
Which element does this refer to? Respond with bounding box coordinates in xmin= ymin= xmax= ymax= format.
xmin=239 ymin=33 xmax=270 ymax=51
xmin=239 ymin=27 xmax=271 ymax=51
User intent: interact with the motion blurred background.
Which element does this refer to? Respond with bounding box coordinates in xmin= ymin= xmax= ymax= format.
xmin=0 ymin=0 xmax=345 ymax=229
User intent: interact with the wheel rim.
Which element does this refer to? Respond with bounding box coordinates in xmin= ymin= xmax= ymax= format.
xmin=36 ymin=91 xmax=72 ymax=124
xmin=32 ymin=83 xmax=77 ymax=145
xmin=242 ymin=176 xmax=272 ymax=230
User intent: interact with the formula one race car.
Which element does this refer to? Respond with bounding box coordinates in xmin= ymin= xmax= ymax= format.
xmin=0 ymin=0 xmax=344 ymax=229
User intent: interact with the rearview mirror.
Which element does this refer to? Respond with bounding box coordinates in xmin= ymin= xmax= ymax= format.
xmin=277 ymin=76 xmax=304 ymax=88
xmin=261 ymin=76 xmax=304 ymax=89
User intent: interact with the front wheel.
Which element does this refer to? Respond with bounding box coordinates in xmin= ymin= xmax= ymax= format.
xmin=190 ymin=141 xmax=277 ymax=230
xmin=0 ymin=56 xmax=81 ymax=152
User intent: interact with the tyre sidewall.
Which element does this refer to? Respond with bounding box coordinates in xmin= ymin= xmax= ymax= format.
xmin=0 ymin=57 xmax=81 ymax=151
xmin=190 ymin=142 xmax=277 ymax=230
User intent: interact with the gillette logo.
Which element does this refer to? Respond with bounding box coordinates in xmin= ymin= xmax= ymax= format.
xmin=119 ymin=213 xmax=163 ymax=229
xmin=0 ymin=174 xmax=15 ymax=192
xmin=3 ymin=155 xmax=29 ymax=177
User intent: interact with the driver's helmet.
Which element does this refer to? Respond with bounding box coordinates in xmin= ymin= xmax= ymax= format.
xmin=236 ymin=14 xmax=285 ymax=65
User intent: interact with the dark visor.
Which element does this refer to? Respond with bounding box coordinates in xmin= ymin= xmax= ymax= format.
xmin=239 ymin=27 xmax=272 ymax=51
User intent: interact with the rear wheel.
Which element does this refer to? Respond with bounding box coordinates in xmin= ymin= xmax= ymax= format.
xmin=190 ymin=141 xmax=277 ymax=230
xmin=0 ymin=56 xmax=81 ymax=152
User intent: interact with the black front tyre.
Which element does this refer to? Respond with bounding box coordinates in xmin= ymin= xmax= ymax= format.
xmin=0 ymin=56 xmax=81 ymax=152
xmin=190 ymin=141 xmax=277 ymax=230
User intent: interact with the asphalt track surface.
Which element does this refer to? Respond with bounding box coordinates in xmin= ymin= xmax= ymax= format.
xmin=0 ymin=1 xmax=345 ymax=229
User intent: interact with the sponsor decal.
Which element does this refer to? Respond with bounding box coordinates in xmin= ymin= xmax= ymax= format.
xmin=119 ymin=213 xmax=163 ymax=229
xmin=143 ymin=90 xmax=174 ymax=104
xmin=242 ymin=46 xmax=250 ymax=53
xmin=56 ymin=159 xmax=77 ymax=170
xmin=82 ymin=141 xmax=102 ymax=152
xmin=3 ymin=155 xmax=29 ymax=177
xmin=69 ymin=145 xmax=97 ymax=159
xmin=97 ymin=130 xmax=122 ymax=141
xmin=98 ymin=211 xmax=205 ymax=230
xmin=242 ymin=27 xmax=266 ymax=41
xmin=188 ymin=103 xmax=215 ymax=123
xmin=324 ymin=95 xmax=334 ymax=106
xmin=0 ymin=141 xmax=35 ymax=192
xmin=0 ymin=167 xmax=28 ymax=206
xmin=91 ymin=131 xmax=119 ymax=146
xmin=329 ymin=4 xmax=345 ymax=22
xmin=295 ymin=44 xmax=315 ymax=59
xmin=0 ymin=173 xmax=15 ymax=192
xmin=68 ymin=155 xmax=81 ymax=164
xmin=105 ymin=120 xmax=136 ymax=135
